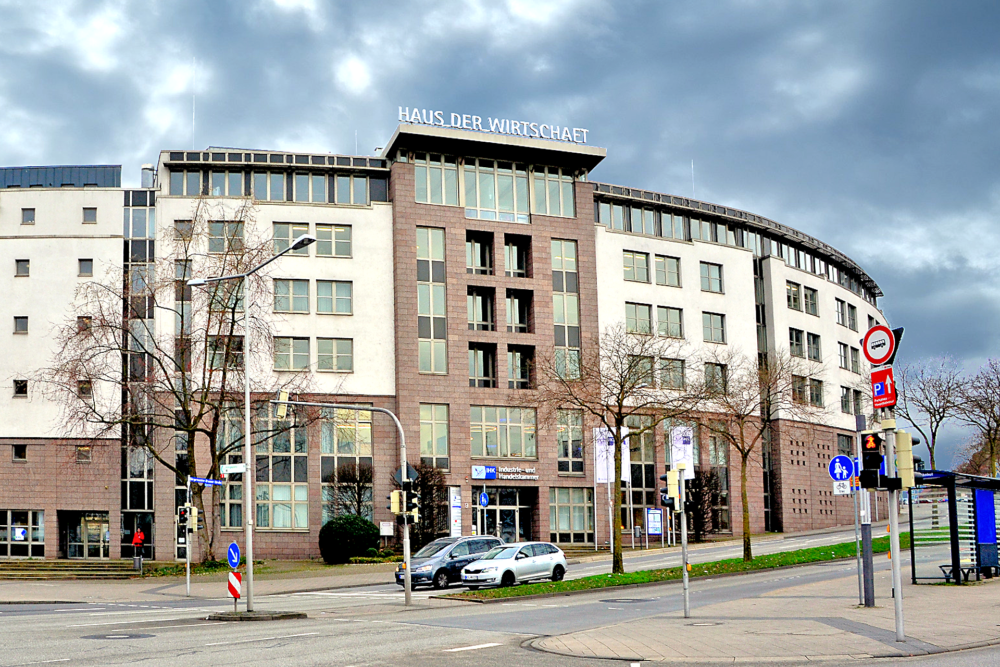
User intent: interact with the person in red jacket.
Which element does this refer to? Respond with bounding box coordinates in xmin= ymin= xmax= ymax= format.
xmin=132 ymin=528 xmax=145 ymax=558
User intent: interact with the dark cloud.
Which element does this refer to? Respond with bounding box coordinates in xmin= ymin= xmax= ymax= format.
xmin=2 ymin=0 xmax=999 ymax=408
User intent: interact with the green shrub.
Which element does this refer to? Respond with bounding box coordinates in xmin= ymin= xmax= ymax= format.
xmin=319 ymin=515 xmax=380 ymax=564
xmin=365 ymin=547 xmax=380 ymax=557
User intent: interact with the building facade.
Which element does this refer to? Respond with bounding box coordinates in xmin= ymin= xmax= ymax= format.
xmin=0 ymin=123 xmax=887 ymax=561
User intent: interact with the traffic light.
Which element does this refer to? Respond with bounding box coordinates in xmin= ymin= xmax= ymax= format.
xmin=275 ymin=390 xmax=289 ymax=419
xmin=388 ymin=490 xmax=402 ymax=514
xmin=178 ymin=505 xmax=190 ymax=526
xmin=896 ymin=431 xmax=918 ymax=489
xmin=189 ymin=506 xmax=199 ymax=532
xmin=659 ymin=470 xmax=679 ymax=511
xmin=404 ymin=490 xmax=420 ymax=524
xmin=860 ymin=431 xmax=883 ymax=489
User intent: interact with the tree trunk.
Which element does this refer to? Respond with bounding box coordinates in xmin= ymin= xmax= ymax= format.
xmin=193 ymin=485 xmax=217 ymax=562
xmin=928 ymin=443 xmax=935 ymax=472
xmin=612 ymin=424 xmax=624 ymax=575
xmin=741 ymin=454 xmax=752 ymax=562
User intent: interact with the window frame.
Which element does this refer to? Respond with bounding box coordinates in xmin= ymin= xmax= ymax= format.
xmin=623 ymin=251 xmax=650 ymax=283
xmin=317 ymin=337 xmax=353 ymax=372
xmin=702 ymin=312 xmax=726 ymax=344
xmin=700 ymin=262 xmax=724 ymax=293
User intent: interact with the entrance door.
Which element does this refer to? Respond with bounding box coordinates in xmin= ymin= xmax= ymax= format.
xmin=473 ymin=488 xmax=535 ymax=542
xmin=68 ymin=515 xmax=110 ymax=559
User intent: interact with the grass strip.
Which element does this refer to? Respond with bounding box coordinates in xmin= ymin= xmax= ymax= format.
xmin=446 ymin=532 xmax=911 ymax=601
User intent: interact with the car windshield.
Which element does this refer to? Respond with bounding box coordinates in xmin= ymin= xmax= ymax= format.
xmin=480 ymin=546 xmax=518 ymax=560
xmin=413 ymin=539 xmax=456 ymax=558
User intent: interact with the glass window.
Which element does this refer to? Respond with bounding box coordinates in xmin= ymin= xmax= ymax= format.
xmin=274 ymin=337 xmax=310 ymax=370
xmin=208 ymin=335 xmax=243 ymax=369
xmin=414 ymin=154 xmax=459 ymax=206
xmin=317 ymin=281 xmax=352 ymax=314
xmin=78 ymin=259 xmax=93 ymax=276
xmin=841 ymin=386 xmax=853 ymax=414
xmin=836 ymin=299 xmax=846 ymax=326
xmin=273 ymin=222 xmax=310 ymax=255
xmin=552 ymin=239 xmax=580 ymax=379
xmin=531 ymin=166 xmax=574 ymax=218
xmin=787 ymin=281 xmax=801 ymax=310
xmin=470 ymin=406 xmax=536 ymax=458
xmin=229 ymin=171 xmax=243 ymax=196
xmin=316 ymin=224 xmax=351 ymax=257
xmin=789 ymin=328 xmax=804 ymax=357
xmin=792 ymin=375 xmax=807 ymax=403
xmin=657 ymin=306 xmax=683 ymax=338
xmin=469 ymin=344 xmax=496 ymax=388
xmin=623 ymin=415 xmax=656 ymax=529
xmin=254 ymin=410 xmax=308 ymax=530
xmin=700 ymin=262 xmax=723 ymax=293
xmin=270 ymin=172 xmax=286 ymax=201
xmin=15 ymin=259 xmax=28 ymax=277
xmin=417 ymin=227 xmax=447 ymax=374
xmin=273 ymin=279 xmax=309 ymax=313
xmin=420 ymin=404 xmax=449 ymax=469
xmin=508 ymin=346 xmax=532 ymax=389
xmin=186 ymin=171 xmax=201 ymax=197
xmin=625 ymin=303 xmax=652 ymax=334
xmin=208 ymin=221 xmax=244 ymax=254
xmin=655 ymin=255 xmax=681 ymax=287
xmin=809 ymin=379 xmax=824 ymax=407
xmin=660 ymin=358 xmax=685 ymax=389
xmin=82 ymin=207 xmax=97 ymax=223
xmin=807 ymin=333 xmax=822 ymax=362
xmin=705 ymin=363 xmax=727 ymax=394
xmin=211 ymin=171 xmax=226 ymax=196
xmin=548 ymin=486 xmax=594 ymax=544
xmin=703 ymin=313 xmax=726 ymax=343
xmin=848 ymin=304 xmax=858 ymax=331
xmin=804 ymin=287 xmax=818 ymax=316
xmin=839 ymin=343 xmax=849 ymax=369
xmin=318 ymin=338 xmax=353 ymax=372
xmin=169 ymin=172 xmax=183 ymax=196
xmin=311 ymin=174 xmax=327 ymax=203
xmin=851 ymin=347 xmax=861 ymax=374
xmin=321 ymin=406 xmax=374 ymax=523
xmin=14 ymin=316 xmax=28 ymax=333
xmin=623 ymin=251 xmax=649 ymax=282
xmin=556 ymin=410 xmax=583 ymax=474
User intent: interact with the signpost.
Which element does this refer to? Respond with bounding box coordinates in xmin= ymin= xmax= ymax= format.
xmin=479 ymin=491 xmax=489 ymax=508
xmin=871 ymin=367 xmax=898 ymax=409
xmin=862 ymin=325 xmax=898 ymax=367
xmin=228 ymin=572 xmax=242 ymax=612
xmin=646 ymin=508 xmax=663 ymax=549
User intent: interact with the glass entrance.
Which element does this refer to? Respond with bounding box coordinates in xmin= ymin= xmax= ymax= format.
xmin=472 ymin=487 xmax=535 ymax=543
xmin=68 ymin=513 xmax=109 ymax=559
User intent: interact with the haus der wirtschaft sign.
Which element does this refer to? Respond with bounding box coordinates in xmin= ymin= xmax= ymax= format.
xmin=398 ymin=107 xmax=590 ymax=144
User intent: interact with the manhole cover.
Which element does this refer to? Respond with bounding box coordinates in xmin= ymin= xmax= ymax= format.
xmin=599 ymin=598 xmax=657 ymax=604
xmin=687 ymin=622 xmax=722 ymax=627
xmin=83 ymin=633 xmax=155 ymax=640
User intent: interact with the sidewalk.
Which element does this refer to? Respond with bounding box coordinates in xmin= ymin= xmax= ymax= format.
xmin=533 ymin=564 xmax=1000 ymax=662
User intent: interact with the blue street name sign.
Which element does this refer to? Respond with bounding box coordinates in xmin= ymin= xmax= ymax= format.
xmin=829 ymin=455 xmax=854 ymax=482
xmin=479 ymin=491 xmax=489 ymax=507
xmin=189 ymin=476 xmax=223 ymax=486
xmin=227 ymin=541 xmax=241 ymax=569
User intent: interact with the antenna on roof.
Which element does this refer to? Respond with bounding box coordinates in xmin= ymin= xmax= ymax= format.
xmin=691 ymin=160 xmax=695 ymax=200
xmin=191 ymin=57 xmax=197 ymax=150
xmin=355 ymin=130 xmax=358 ymax=155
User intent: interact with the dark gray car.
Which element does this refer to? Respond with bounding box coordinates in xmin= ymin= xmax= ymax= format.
xmin=395 ymin=536 xmax=503 ymax=589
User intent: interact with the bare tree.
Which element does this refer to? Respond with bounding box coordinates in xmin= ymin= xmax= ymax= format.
xmin=535 ymin=324 xmax=701 ymax=574
xmin=957 ymin=359 xmax=1000 ymax=476
xmin=896 ymin=357 xmax=963 ymax=470
xmin=38 ymin=197 xmax=312 ymax=561
xmin=325 ymin=461 xmax=374 ymax=519
xmin=695 ymin=347 xmax=825 ymax=562
xmin=392 ymin=462 xmax=448 ymax=550
xmin=954 ymin=433 xmax=994 ymax=476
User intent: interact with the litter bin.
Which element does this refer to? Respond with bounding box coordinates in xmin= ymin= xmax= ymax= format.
xmin=133 ymin=556 xmax=143 ymax=573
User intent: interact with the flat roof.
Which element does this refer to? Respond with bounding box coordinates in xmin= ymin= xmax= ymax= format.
xmin=0 ymin=165 xmax=121 ymax=189
xmin=381 ymin=124 xmax=607 ymax=172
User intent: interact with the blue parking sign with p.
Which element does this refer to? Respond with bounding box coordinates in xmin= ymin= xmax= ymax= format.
xmin=829 ymin=455 xmax=853 ymax=482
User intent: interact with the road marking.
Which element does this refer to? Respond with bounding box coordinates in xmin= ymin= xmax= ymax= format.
xmin=16 ymin=660 xmax=70 ymax=666
xmin=68 ymin=616 xmax=188 ymax=628
xmin=443 ymin=643 xmax=502 ymax=652
xmin=205 ymin=632 xmax=319 ymax=646
xmin=111 ymin=622 xmax=226 ymax=632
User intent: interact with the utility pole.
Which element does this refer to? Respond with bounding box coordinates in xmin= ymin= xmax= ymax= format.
xmin=883 ymin=415 xmax=905 ymax=641
xmin=857 ymin=428 xmax=875 ymax=607
xmin=679 ymin=462 xmax=690 ymax=618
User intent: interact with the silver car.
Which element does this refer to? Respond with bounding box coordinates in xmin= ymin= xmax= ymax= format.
xmin=460 ymin=542 xmax=567 ymax=589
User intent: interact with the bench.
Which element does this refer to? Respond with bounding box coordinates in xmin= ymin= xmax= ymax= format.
xmin=939 ymin=564 xmax=980 ymax=582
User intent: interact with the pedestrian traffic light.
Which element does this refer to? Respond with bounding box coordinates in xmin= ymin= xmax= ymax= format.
xmin=659 ymin=470 xmax=679 ymax=511
xmin=388 ymin=490 xmax=402 ymax=514
xmin=860 ymin=431 xmax=883 ymax=488
xmin=405 ymin=490 xmax=420 ymax=524
xmin=896 ymin=431 xmax=917 ymax=489
xmin=178 ymin=505 xmax=190 ymax=526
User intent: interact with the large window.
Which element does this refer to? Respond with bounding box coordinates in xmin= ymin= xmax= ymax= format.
xmin=254 ymin=413 xmax=308 ymax=530
xmin=626 ymin=302 xmax=652 ymax=334
xmin=789 ymin=328 xmax=804 ymax=357
xmin=252 ymin=172 xmax=287 ymax=201
xmin=420 ymin=404 xmax=449 ymax=470
xmin=218 ymin=411 xmax=244 ymax=529
xmin=417 ymin=227 xmax=447 ymax=374
xmin=556 ymin=410 xmax=583 ymax=474
xmin=705 ymin=363 xmax=727 ymax=394
xmin=623 ymin=251 xmax=649 ymax=283
xmin=470 ymin=406 xmax=536 ymax=458
xmin=415 ymin=154 xmax=459 ymax=206
xmin=508 ymin=346 xmax=533 ymax=389
xmin=335 ymin=174 xmax=368 ymax=205
xmin=273 ymin=223 xmax=310 ymax=255
xmin=208 ymin=335 xmax=243 ymax=369
xmin=466 ymin=231 xmax=493 ymax=275
xmin=209 ymin=171 xmax=247 ymax=197
xmin=660 ymin=358 xmax=685 ymax=389
xmin=807 ymin=333 xmax=822 ymax=362
xmin=321 ymin=408 xmax=373 ymax=523
xmin=318 ymin=338 xmax=353 ymax=372
xmin=465 ymin=159 xmax=529 ymax=222
xmin=793 ymin=375 xmax=807 ymax=403
xmin=657 ymin=306 xmax=683 ymax=338
xmin=708 ymin=433 xmax=730 ymax=531
xmin=469 ymin=344 xmax=497 ymax=388
xmin=317 ymin=281 xmax=352 ymax=315
xmin=208 ymin=221 xmax=244 ymax=254
xmin=273 ymin=279 xmax=309 ymax=313
xmin=655 ymin=255 xmax=681 ymax=287
xmin=623 ymin=415 xmax=655 ymax=530
xmin=803 ymin=287 xmax=818 ymax=316
xmin=703 ymin=312 xmax=726 ymax=343
xmin=787 ymin=281 xmax=801 ymax=310
xmin=506 ymin=289 xmax=530 ymax=333
xmin=532 ymin=166 xmax=575 ymax=218
xmin=291 ymin=173 xmax=328 ymax=203
xmin=0 ymin=510 xmax=45 ymax=557
xmin=809 ymin=379 xmax=824 ymax=407
xmin=274 ymin=337 xmax=309 ymax=371
xmin=316 ymin=224 xmax=351 ymax=257
xmin=549 ymin=487 xmax=594 ymax=544
xmin=468 ymin=287 xmax=495 ymax=331
xmin=552 ymin=240 xmax=580 ymax=379
xmin=700 ymin=262 xmax=723 ymax=293
xmin=169 ymin=171 xmax=202 ymax=196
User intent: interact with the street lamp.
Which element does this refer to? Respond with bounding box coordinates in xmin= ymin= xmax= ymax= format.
xmin=188 ymin=233 xmax=315 ymax=612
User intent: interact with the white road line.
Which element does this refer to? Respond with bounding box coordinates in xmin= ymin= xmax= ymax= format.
xmin=68 ymin=616 xmax=189 ymax=628
xmin=111 ymin=622 xmax=227 ymax=632
xmin=444 ymin=643 xmax=502 ymax=653
xmin=205 ymin=632 xmax=319 ymax=646
xmin=15 ymin=660 xmax=70 ymax=666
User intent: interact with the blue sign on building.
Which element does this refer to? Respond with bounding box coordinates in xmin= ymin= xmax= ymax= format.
xmin=471 ymin=465 xmax=497 ymax=480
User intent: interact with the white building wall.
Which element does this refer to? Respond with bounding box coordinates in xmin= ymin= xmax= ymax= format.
xmin=0 ymin=187 xmax=122 ymax=439
xmin=154 ymin=191 xmax=396 ymax=398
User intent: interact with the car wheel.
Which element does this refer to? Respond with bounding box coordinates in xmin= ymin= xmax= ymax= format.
xmin=551 ymin=565 xmax=565 ymax=582
xmin=433 ymin=570 xmax=450 ymax=589
xmin=500 ymin=571 xmax=516 ymax=587
xmin=467 ymin=585 xmax=479 ymax=591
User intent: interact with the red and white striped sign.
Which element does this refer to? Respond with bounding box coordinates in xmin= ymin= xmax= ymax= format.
xmin=228 ymin=571 xmax=241 ymax=599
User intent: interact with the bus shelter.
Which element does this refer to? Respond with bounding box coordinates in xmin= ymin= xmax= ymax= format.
xmin=909 ymin=471 xmax=1000 ymax=585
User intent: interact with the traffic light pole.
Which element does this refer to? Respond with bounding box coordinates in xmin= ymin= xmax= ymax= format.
xmin=270 ymin=399 xmax=413 ymax=607
xmin=883 ymin=417 xmax=905 ymax=642
xmin=186 ymin=478 xmax=192 ymax=598
xmin=679 ymin=464 xmax=690 ymax=619
xmin=856 ymin=431 xmax=874 ymax=607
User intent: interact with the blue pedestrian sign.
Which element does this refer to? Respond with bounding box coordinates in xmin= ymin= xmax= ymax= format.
xmin=829 ymin=455 xmax=854 ymax=482
xmin=478 ymin=491 xmax=489 ymax=507
xmin=227 ymin=541 xmax=241 ymax=569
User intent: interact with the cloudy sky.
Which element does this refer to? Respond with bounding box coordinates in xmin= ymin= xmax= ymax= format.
xmin=2 ymin=0 xmax=997 ymax=466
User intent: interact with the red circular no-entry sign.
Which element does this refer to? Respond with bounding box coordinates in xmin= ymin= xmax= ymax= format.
xmin=862 ymin=325 xmax=895 ymax=366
